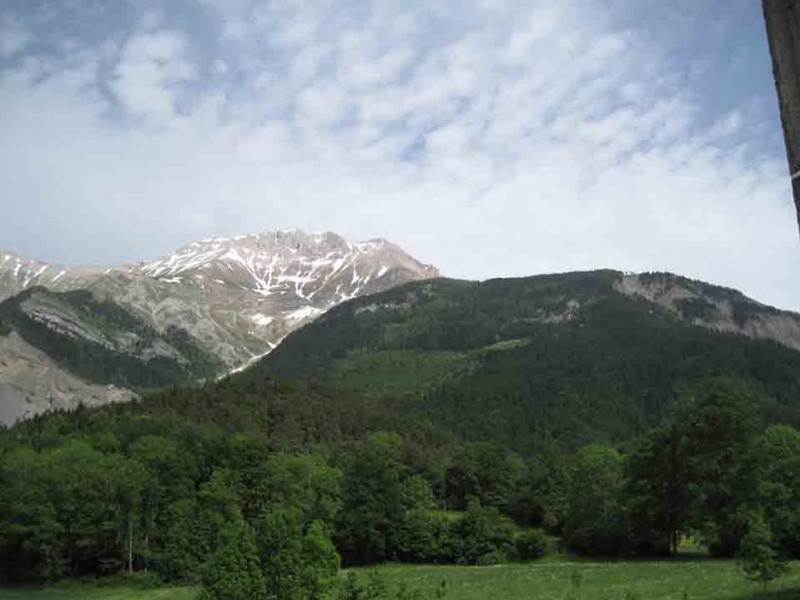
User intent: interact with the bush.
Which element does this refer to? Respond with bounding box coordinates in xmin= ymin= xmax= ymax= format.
xmin=515 ymin=529 xmax=548 ymax=561
xmin=397 ymin=509 xmax=453 ymax=563
xmin=336 ymin=571 xmax=447 ymax=600
xmin=95 ymin=571 xmax=162 ymax=588
xmin=337 ymin=571 xmax=387 ymax=600
xmin=449 ymin=501 xmax=514 ymax=565
xmin=475 ymin=550 xmax=507 ymax=566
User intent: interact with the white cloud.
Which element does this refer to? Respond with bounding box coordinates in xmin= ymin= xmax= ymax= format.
xmin=111 ymin=28 xmax=195 ymax=122
xmin=338 ymin=45 xmax=414 ymax=90
xmin=0 ymin=0 xmax=797 ymax=313
xmin=297 ymin=81 xmax=351 ymax=126
xmin=502 ymin=6 xmax=563 ymax=64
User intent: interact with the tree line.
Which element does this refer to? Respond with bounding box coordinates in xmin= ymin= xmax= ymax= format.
xmin=0 ymin=377 xmax=798 ymax=597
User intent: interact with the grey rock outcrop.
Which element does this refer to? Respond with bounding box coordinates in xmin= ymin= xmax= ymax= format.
xmin=0 ymin=230 xmax=439 ymax=423
xmin=615 ymin=272 xmax=800 ymax=352
xmin=0 ymin=332 xmax=137 ymax=424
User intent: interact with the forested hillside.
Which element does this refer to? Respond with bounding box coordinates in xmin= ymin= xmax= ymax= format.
xmin=247 ymin=271 xmax=800 ymax=452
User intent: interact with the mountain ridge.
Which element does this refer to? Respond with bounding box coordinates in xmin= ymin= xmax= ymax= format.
xmin=0 ymin=230 xmax=439 ymax=366
xmin=0 ymin=230 xmax=439 ymax=423
xmin=5 ymin=229 xmax=800 ymax=434
xmin=244 ymin=269 xmax=800 ymax=452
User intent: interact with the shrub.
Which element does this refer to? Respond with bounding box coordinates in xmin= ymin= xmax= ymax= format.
xmin=397 ymin=509 xmax=453 ymax=563
xmin=449 ymin=500 xmax=514 ymax=565
xmin=475 ymin=550 xmax=507 ymax=566
xmin=96 ymin=571 xmax=162 ymax=588
xmin=515 ymin=529 xmax=548 ymax=561
xmin=336 ymin=571 xmax=447 ymax=600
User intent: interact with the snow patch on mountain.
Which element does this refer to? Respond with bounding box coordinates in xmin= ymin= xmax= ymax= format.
xmin=250 ymin=313 xmax=274 ymax=326
xmin=0 ymin=230 xmax=440 ymax=376
xmin=286 ymin=306 xmax=324 ymax=322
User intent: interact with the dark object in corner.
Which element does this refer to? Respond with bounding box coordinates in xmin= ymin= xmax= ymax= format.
xmin=764 ymin=0 xmax=800 ymax=233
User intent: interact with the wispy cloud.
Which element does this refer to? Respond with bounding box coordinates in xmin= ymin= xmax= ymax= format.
xmin=0 ymin=15 xmax=31 ymax=57
xmin=111 ymin=17 xmax=196 ymax=123
xmin=0 ymin=0 xmax=796 ymax=310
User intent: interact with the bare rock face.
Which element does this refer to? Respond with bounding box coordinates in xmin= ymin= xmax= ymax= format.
xmin=615 ymin=273 xmax=800 ymax=352
xmin=0 ymin=332 xmax=137 ymax=425
xmin=0 ymin=231 xmax=440 ymax=402
xmin=108 ymin=230 xmax=439 ymax=368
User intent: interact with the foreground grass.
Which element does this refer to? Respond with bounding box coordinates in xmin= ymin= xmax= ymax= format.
xmin=0 ymin=582 xmax=199 ymax=600
xmin=350 ymin=559 xmax=800 ymax=600
xmin=2 ymin=559 xmax=799 ymax=599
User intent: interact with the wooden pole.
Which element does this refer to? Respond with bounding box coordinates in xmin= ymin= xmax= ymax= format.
xmin=763 ymin=0 xmax=800 ymax=233
xmin=128 ymin=516 xmax=133 ymax=574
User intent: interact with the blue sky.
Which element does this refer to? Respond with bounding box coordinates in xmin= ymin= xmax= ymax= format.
xmin=1 ymin=0 xmax=798 ymax=310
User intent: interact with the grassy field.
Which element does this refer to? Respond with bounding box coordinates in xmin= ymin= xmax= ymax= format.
xmin=0 ymin=583 xmax=199 ymax=600
xmin=1 ymin=559 xmax=799 ymax=599
xmin=359 ymin=559 xmax=800 ymax=600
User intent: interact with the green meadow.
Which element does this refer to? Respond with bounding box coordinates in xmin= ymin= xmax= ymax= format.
xmin=2 ymin=559 xmax=800 ymax=600
xmin=0 ymin=583 xmax=198 ymax=600
xmin=354 ymin=560 xmax=800 ymax=600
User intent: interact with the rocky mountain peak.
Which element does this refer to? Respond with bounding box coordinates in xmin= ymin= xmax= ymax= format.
xmin=0 ymin=251 xmax=106 ymax=301
xmin=0 ymin=230 xmax=439 ymax=372
xmin=132 ymin=229 xmax=437 ymax=302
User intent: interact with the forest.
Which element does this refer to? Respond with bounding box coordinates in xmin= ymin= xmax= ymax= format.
xmin=1 ymin=375 xmax=799 ymax=598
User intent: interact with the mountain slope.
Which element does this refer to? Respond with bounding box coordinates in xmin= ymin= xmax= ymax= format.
xmin=244 ymin=270 xmax=800 ymax=452
xmin=0 ymin=231 xmax=438 ymax=370
xmin=0 ymin=287 xmax=222 ymax=422
xmin=0 ymin=332 xmax=137 ymax=424
xmin=0 ymin=230 xmax=438 ymax=423
xmin=616 ymin=272 xmax=800 ymax=351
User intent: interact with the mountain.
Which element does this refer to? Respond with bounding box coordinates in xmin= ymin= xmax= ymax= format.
xmin=0 ymin=252 xmax=106 ymax=298
xmin=0 ymin=287 xmax=222 ymax=423
xmin=243 ymin=270 xmax=800 ymax=453
xmin=0 ymin=230 xmax=438 ymax=423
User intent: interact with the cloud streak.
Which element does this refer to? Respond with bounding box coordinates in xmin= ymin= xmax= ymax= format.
xmin=0 ymin=0 xmax=796 ymax=311
xmin=112 ymin=26 xmax=195 ymax=122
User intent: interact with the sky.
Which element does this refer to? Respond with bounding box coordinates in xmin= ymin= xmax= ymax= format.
xmin=0 ymin=0 xmax=798 ymax=311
